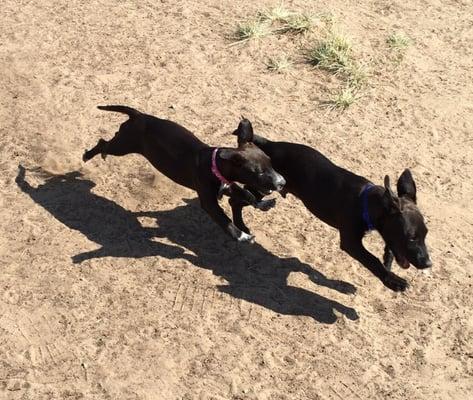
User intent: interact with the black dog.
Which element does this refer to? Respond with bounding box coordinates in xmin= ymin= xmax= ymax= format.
xmin=83 ymin=106 xmax=285 ymax=242
xmin=230 ymin=119 xmax=431 ymax=291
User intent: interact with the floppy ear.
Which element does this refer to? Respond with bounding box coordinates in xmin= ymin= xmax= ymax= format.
xmin=218 ymin=149 xmax=245 ymax=165
xmin=397 ymin=168 xmax=417 ymax=203
xmin=235 ymin=118 xmax=254 ymax=146
xmin=383 ymin=175 xmax=401 ymax=214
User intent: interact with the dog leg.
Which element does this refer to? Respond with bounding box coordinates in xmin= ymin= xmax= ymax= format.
xmin=340 ymin=230 xmax=408 ymax=292
xmin=244 ymin=184 xmax=277 ymax=211
xmin=254 ymin=198 xmax=276 ymax=211
xmin=230 ymin=184 xmax=276 ymax=211
xmin=383 ymin=245 xmax=394 ymax=271
xmin=199 ymin=191 xmax=254 ymax=242
xmin=82 ymin=138 xmax=108 ymax=161
xmin=229 ymin=197 xmax=250 ymax=234
xmin=228 ymin=184 xmax=264 ymax=234
xmin=83 ymin=132 xmax=137 ymax=162
xmin=228 ymin=185 xmax=277 ymax=234
xmin=228 ymin=184 xmax=257 ymax=205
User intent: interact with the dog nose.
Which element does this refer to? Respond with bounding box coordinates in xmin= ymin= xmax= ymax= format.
xmin=275 ymin=175 xmax=286 ymax=191
xmin=418 ymin=256 xmax=432 ymax=269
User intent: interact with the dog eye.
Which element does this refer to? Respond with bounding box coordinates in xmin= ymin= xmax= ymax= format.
xmin=408 ymin=237 xmax=417 ymax=243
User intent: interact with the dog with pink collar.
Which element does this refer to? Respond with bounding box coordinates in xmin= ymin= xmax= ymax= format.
xmin=83 ymin=105 xmax=285 ymax=242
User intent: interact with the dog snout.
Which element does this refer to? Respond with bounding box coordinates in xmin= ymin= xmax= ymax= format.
xmin=417 ymin=254 xmax=432 ymax=269
xmin=422 ymin=257 xmax=432 ymax=268
xmin=274 ymin=174 xmax=286 ymax=191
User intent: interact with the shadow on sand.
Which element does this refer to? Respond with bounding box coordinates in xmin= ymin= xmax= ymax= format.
xmin=16 ymin=165 xmax=359 ymax=324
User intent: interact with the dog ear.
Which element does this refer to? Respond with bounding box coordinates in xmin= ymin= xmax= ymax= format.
xmin=397 ymin=169 xmax=417 ymax=203
xmin=230 ymin=117 xmax=245 ymax=137
xmin=383 ymin=175 xmax=401 ymax=214
xmin=236 ymin=118 xmax=254 ymax=146
xmin=218 ymin=149 xmax=245 ymax=165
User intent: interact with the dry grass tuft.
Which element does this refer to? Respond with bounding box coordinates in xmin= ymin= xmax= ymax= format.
xmin=306 ymin=31 xmax=352 ymax=73
xmin=276 ymin=13 xmax=314 ymax=34
xmin=327 ymin=86 xmax=360 ymax=110
xmin=258 ymin=4 xmax=294 ymax=23
xmin=233 ymin=19 xmax=271 ymax=43
xmin=266 ymin=56 xmax=293 ymax=73
xmin=387 ymin=31 xmax=411 ymax=62
xmin=307 ymin=30 xmax=367 ymax=109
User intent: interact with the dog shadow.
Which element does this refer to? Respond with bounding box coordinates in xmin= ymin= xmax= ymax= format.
xmin=16 ymin=165 xmax=358 ymax=324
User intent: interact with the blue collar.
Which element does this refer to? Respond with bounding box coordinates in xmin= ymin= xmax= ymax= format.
xmin=361 ymin=183 xmax=375 ymax=231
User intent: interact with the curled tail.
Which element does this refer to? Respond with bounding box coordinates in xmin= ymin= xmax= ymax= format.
xmin=97 ymin=105 xmax=141 ymax=118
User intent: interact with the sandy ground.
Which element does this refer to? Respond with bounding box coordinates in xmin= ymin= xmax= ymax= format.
xmin=1 ymin=0 xmax=472 ymax=399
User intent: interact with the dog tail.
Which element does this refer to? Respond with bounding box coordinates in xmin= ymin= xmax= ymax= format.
xmin=97 ymin=105 xmax=141 ymax=118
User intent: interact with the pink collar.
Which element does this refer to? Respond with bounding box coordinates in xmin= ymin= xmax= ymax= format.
xmin=211 ymin=148 xmax=232 ymax=185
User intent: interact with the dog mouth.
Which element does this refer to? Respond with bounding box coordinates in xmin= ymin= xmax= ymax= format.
xmin=258 ymin=188 xmax=273 ymax=196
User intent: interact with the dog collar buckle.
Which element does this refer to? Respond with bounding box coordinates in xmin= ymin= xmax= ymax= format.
xmin=211 ymin=148 xmax=232 ymax=186
xmin=361 ymin=183 xmax=375 ymax=231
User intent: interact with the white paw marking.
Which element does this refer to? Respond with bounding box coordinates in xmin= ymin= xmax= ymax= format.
xmin=238 ymin=232 xmax=254 ymax=243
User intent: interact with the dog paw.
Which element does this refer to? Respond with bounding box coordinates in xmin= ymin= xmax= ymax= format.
xmin=255 ymin=198 xmax=276 ymax=211
xmin=383 ymin=272 xmax=408 ymax=292
xmin=82 ymin=151 xmax=90 ymax=162
xmin=237 ymin=231 xmax=255 ymax=243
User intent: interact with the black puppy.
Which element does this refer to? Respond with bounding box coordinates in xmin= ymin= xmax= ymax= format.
xmin=83 ymin=106 xmax=285 ymax=242
xmin=231 ymin=119 xmax=431 ymax=291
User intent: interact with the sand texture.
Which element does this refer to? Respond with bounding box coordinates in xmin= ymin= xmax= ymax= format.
xmin=1 ymin=1 xmax=472 ymax=399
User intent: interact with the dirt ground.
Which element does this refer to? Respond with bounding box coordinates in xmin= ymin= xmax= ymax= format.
xmin=1 ymin=0 xmax=472 ymax=399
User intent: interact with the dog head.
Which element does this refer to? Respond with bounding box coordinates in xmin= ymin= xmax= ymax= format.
xmin=220 ymin=118 xmax=285 ymax=195
xmin=377 ymin=170 xmax=431 ymax=270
